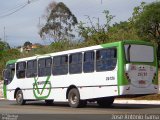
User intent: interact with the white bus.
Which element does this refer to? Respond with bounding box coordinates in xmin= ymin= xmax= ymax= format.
xmin=3 ymin=40 xmax=159 ymax=108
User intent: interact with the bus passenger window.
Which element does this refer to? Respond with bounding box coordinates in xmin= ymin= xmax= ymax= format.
xmin=52 ymin=55 xmax=68 ymax=75
xmin=26 ymin=60 xmax=37 ymax=78
xmin=69 ymin=53 xmax=82 ymax=74
xmin=96 ymin=48 xmax=117 ymax=72
xmin=83 ymin=51 xmax=94 ymax=73
xmin=16 ymin=62 xmax=26 ymax=79
xmin=38 ymin=58 xmax=52 ymax=77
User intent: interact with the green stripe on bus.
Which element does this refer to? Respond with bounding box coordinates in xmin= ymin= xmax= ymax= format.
xmin=3 ymin=84 xmax=7 ymax=99
xmin=100 ymin=42 xmax=120 ymax=48
xmin=6 ymin=59 xmax=18 ymax=65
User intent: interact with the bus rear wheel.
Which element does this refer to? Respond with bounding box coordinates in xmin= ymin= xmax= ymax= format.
xmin=97 ymin=97 xmax=114 ymax=108
xmin=68 ymin=88 xmax=86 ymax=108
xmin=16 ymin=90 xmax=26 ymax=105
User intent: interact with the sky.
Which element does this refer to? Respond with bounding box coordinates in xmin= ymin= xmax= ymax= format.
xmin=0 ymin=0 xmax=157 ymax=47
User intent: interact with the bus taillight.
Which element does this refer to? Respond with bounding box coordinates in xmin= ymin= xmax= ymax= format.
xmin=152 ymin=73 xmax=157 ymax=82
xmin=125 ymin=73 xmax=131 ymax=83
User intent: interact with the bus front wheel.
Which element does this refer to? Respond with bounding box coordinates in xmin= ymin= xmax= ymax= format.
xmin=68 ymin=88 xmax=86 ymax=108
xmin=16 ymin=90 xmax=26 ymax=105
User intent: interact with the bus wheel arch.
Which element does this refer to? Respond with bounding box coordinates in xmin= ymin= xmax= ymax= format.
xmin=14 ymin=88 xmax=21 ymax=98
xmin=67 ymin=86 xmax=87 ymax=108
xmin=14 ymin=88 xmax=26 ymax=105
xmin=66 ymin=85 xmax=77 ymax=99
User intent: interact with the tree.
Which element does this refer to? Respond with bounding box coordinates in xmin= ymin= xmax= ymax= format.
xmin=23 ymin=41 xmax=32 ymax=48
xmin=39 ymin=2 xmax=78 ymax=42
xmin=78 ymin=10 xmax=114 ymax=45
xmin=0 ymin=38 xmax=10 ymax=51
xmin=108 ymin=21 xmax=141 ymax=42
xmin=131 ymin=2 xmax=160 ymax=43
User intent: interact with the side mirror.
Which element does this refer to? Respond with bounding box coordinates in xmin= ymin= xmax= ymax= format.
xmin=3 ymin=69 xmax=12 ymax=82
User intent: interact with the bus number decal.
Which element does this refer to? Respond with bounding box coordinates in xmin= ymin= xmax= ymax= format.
xmin=106 ymin=76 xmax=115 ymax=81
xmin=138 ymin=72 xmax=147 ymax=77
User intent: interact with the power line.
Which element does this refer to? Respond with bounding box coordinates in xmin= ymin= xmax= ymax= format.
xmin=0 ymin=3 xmax=28 ymax=18
xmin=0 ymin=0 xmax=40 ymax=19
xmin=0 ymin=2 xmax=27 ymax=15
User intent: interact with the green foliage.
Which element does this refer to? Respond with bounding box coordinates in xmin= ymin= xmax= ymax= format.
xmin=131 ymin=1 xmax=160 ymax=43
xmin=0 ymin=39 xmax=10 ymax=51
xmin=108 ymin=21 xmax=141 ymax=42
xmin=78 ymin=10 xmax=114 ymax=45
xmin=40 ymin=2 xmax=78 ymax=42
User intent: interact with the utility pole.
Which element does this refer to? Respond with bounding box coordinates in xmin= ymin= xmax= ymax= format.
xmin=39 ymin=17 xmax=41 ymax=26
xmin=28 ymin=0 xmax=31 ymax=4
xmin=3 ymin=26 xmax=6 ymax=42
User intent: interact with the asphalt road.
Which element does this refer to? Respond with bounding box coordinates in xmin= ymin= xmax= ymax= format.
xmin=0 ymin=100 xmax=160 ymax=120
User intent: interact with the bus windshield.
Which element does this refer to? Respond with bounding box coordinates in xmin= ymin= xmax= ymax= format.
xmin=124 ymin=44 xmax=154 ymax=62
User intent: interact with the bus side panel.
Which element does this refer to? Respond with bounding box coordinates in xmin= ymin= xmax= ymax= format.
xmin=51 ymin=70 xmax=119 ymax=101
xmin=79 ymin=86 xmax=118 ymax=99
xmin=6 ymin=91 xmax=15 ymax=100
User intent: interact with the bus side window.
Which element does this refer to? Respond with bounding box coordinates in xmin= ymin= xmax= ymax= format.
xmin=26 ymin=60 xmax=37 ymax=78
xmin=83 ymin=51 xmax=94 ymax=73
xmin=96 ymin=48 xmax=117 ymax=72
xmin=53 ymin=55 xmax=68 ymax=75
xmin=16 ymin=62 xmax=26 ymax=79
xmin=69 ymin=53 xmax=82 ymax=74
xmin=38 ymin=57 xmax=52 ymax=77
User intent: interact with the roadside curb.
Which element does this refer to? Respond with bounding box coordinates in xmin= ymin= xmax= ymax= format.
xmin=114 ymin=99 xmax=160 ymax=105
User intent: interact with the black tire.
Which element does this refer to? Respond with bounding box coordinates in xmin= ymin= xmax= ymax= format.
xmin=16 ymin=90 xmax=26 ymax=105
xmin=45 ymin=100 xmax=53 ymax=105
xmin=68 ymin=88 xmax=86 ymax=108
xmin=97 ymin=97 xmax=114 ymax=108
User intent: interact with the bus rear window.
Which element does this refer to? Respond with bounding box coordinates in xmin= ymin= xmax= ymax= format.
xmin=124 ymin=44 xmax=154 ymax=62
